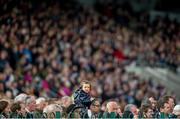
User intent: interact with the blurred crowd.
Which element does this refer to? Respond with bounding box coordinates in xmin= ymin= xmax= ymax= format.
xmin=0 ymin=0 xmax=179 ymax=114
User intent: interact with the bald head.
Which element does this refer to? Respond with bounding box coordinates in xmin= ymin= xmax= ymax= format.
xmin=106 ymin=101 xmax=118 ymax=113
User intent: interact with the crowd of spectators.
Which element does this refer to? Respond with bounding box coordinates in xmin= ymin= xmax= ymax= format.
xmin=0 ymin=93 xmax=180 ymax=118
xmin=0 ymin=0 xmax=179 ymax=116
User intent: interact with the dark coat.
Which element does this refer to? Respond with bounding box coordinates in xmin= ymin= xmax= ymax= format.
xmin=25 ymin=112 xmax=34 ymax=119
xmin=102 ymin=112 xmax=121 ymax=118
xmin=122 ymin=110 xmax=134 ymax=118
xmin=73 ymin=88 xmax=91 ymax=108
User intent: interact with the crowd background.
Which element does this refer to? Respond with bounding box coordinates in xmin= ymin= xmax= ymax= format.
xmin=0 ymin=0 xmax=180 ymax=118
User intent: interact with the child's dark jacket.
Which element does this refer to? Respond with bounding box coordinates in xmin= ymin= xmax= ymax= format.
xmin=73 ymin=88 xmax=91 ymax=108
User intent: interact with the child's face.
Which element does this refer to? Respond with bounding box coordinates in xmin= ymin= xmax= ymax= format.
xmin=82 ymin=84 xmax=90 ymax=93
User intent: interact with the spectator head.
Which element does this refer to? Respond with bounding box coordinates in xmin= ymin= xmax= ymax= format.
xmin=10 ymin=102 xmax=21 ymax=113
xmin=148 ymin=96 xmax=157 ymax=110
xmin=36 ymin=97 xmax=47 ymax=110
xmin=0 ymin=100 xmax=9 ymax=113
xmin=81 ymin=80 xmax=91 ymax=94
xmin=158 ymin=96 xmax=171 ymax=114
xmin=106 ymin=101 xmax=118 ymax=113
xmin=66 ymin=104 xmax=81 ymax=118
xmin=90 ymin=99 xmax=101 ymax=113
xmin=140 ymin=103 xmax=153 ymax=118
xmin=60 ymin=96 xmax=73 ymax=108
xmin=124 ymin=104 xmax=138 ymax=117
xmin=43 ymin=104 xmax=63 ymax=118
xmin=20 ymin=103 xmax=26 ymax=117
xmin=25 ymin=95 xmax=36 ymax=112
xmin=14 ymin=93 xmax=28 ymax=103
xmin=141 ymin=98 xmax=151 ymax=107
xmin=173 ymin=105 xmax=180 ymax=118
xmin=165 ymin=96 xmax=175 ymax=113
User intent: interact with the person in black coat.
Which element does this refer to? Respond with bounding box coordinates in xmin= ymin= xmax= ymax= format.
xmin=73 ymin=81 xmax=92 ymax=108
xmin=73 ymin=81 xmax=92 ymax=117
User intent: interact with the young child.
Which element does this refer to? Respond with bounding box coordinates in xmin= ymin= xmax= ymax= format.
xmin=73 ymin=81 xmax=92 ymax=109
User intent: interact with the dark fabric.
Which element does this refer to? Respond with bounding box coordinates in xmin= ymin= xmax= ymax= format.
xmin=0 ymin=112 xmax=8 ymax=118
xmin=25 ymin=112 xmax=34 ymax=119
xmin=66 ymin=104 xmax=77 ymax=114
xmin=122 ymin=110 xmax=134 ymax=118
xmin=67 ymin=104 xmax=84 ymax=118
xmin=98 ymin=110 xmax=104 ymax=118
xmin=73 ymin=88 xmax=91 ymax=108
xmin=152 ymin=109 xmax=160 ymax=118
xmin=169 ymin=113 xmax=178 ymax=118
xmin=159 ymin=112 xmax=169 ymax=118
xmin=102 ymin=112 xmax=121 ymax=118
xmin=82 ymin=112 xmax=89 ymax=118
xmin=138 ymin=111 xmax=143 ymax=118
xmin=82 ymin=110 xmax=102 ymax=119
xmin=9 ymin=113 xmax=17 ymax=118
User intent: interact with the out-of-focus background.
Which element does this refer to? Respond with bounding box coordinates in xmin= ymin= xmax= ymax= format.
xmin=0 ymin=0 xmax=180 ymax=105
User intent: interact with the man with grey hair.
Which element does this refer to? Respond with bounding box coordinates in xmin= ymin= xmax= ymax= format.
xmin=123 ymin=104 xmax=138 ymax=118
xmin=60 ymin=96 xmax=73 ymax=108
xmin=36 ymin=97 xmax=47 ymax=111
xmin=14 ymin=93 xmax=28 ymax=103
xmin=173 ymin=105 xmax=180 ymax=118
xmin=25 ymin=95 xmax=36 ymax=118
xmin=43 ymin=104 xmax=63 ymax=118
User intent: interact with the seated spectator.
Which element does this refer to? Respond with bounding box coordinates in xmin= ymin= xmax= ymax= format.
xmin=0 ymin=100 xmax=9 ymax=118
xmin=14 ymin=93 xmax=28 ymax=103
xmin=83 ymin=98 xmax=102 ymax=118
xmin=102 ymin=101 xmax=121 ymax=118
xmin=66 ymin=104 xmax=82 ymax=118
xmin=10 ymin=102 xmax=23 ymax=118
xmin=34 ymin=97 xmax=47 ymax=117
xmin=60 ymin=96 xmax=73 ymax=109
xmin=36 ymin=97 xmax=47 ymax=111
xmin=148 ymin=96 xmax=159 ymax=117
xmin=139 ymin=102 xmax=153 ymax=118
xmin=158 ymin=96 xmax=171 ymax=118
xmin=164 ymin=95 xmax=177 ymax=118
xmin=24 ymin=95 xmax=36 ymax=118
xmin=43 ymin=104 xmax=63 ymax=118
xmin=122 ymin=104 xmax=138 ymax=118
